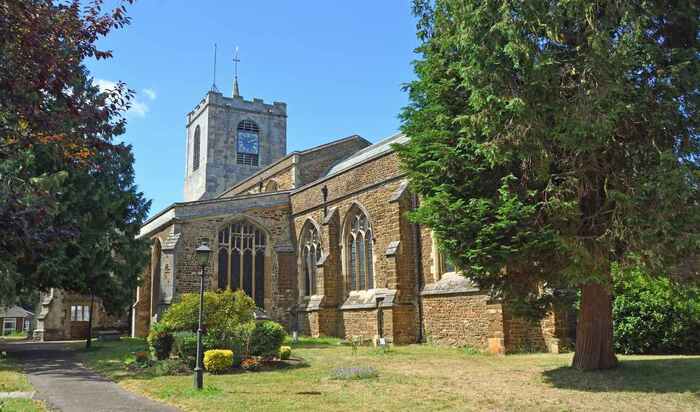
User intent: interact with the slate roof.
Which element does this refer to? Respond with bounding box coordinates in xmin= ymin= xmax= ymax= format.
xmin=325 ymin=132 xmax=408 ymax=176
xmin=0 ymin=305 xmax=33 ymax=318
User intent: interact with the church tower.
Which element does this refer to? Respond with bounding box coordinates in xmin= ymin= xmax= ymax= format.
xmin=183 ymin=89 xmax=287 ymax=201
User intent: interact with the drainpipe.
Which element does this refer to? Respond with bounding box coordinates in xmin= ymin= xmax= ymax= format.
xmin=412 ymin=193 xmax=425 ymax=343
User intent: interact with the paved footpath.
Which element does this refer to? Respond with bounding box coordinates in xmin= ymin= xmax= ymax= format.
xmin=2 ymin=341 xmax=179 ymax=412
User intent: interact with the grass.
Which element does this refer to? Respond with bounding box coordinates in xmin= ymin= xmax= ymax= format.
xmin=0 ymin=358 xmax=33 ymax=392
xmin=0 ymin=332 xmax=28 ymax=342
xmin=0 ymin=399 xmax=45 ymax=412
xmin=78 ymin=337 xmax=700 ymax=412
xmin=0 ymin=357 xmax=46 ymax=411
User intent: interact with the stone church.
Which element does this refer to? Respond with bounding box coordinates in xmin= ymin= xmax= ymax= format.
xmin=131 ymin=86 xmax=570 ymax=354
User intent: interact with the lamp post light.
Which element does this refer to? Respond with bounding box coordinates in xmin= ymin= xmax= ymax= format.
xmin=194 ymin=242 xmax=211 ymax=390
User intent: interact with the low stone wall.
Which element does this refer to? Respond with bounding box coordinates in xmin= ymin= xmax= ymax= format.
xmin=422 ymin=292 xmax=505 ymax=353
xmin=503 ymin=307 xmax=571 ymax=353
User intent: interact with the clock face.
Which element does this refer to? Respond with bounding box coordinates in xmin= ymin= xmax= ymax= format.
xmin=237 ymin=131 xmax=259 ymax=154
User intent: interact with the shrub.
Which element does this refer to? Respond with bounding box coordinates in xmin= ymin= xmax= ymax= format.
xmin=250 ymin=321 xmax=286 ymax=357
xmin=240 ymin=357 xmax=261 ymax=371
xmin=279 ymin=346 xmax=291 ymax=360
xmin=154 ymin=358 xmax=191 ymax=376
xmin=172 ymin=331 xmax=198 ymax=366
xmin=161 ymin=290 xmax=255 ymax=335
xmin=613 ymin=265 xmax=700 ymax=354
xmin=147 ymin=322 xmax=174 ymax=360
xmin=124 ymin=351 xmax=151 ymax=370
xmin=203 ymin=349 xmax=233 ymax=374
xmin=133 ymin=351 xmax=149 ymax=364
xmin=330 ymin=366 xmax=378 ymax=380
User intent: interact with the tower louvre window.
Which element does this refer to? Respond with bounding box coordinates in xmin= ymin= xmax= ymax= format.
xmin=236 ymin=119 xmax=260 ymax=166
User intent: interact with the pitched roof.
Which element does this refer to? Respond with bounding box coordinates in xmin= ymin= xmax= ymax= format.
xmin=216 ymin=134 xmax=370 ymax=199
xmin=325 ymin=133 xmax=408 ymax=176
xmin=0 ymin=305 xmax=33 ymax=318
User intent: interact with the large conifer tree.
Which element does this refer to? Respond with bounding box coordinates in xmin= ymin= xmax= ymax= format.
xmin=398 ymin=0 xmax=699 ymax=369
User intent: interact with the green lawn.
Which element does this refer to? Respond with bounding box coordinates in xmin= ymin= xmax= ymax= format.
xmin=0 ymin=357 xmax=45 ymax=412
xmin=78 ymin=337 xmax=700 ymax=412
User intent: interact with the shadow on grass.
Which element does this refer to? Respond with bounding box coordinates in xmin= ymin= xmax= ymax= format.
xmin=542 ymin=357 xmax=700 ymax=394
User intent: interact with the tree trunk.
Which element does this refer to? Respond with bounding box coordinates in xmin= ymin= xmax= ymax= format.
xmin=572 ymin=281 xmax=617 ymax=370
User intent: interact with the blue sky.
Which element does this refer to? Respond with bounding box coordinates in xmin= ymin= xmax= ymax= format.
xmin=86 ymin=1 xmax=419 ymax=216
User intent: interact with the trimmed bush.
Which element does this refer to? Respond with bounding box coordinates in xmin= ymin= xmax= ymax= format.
xmin=147 ymin=322 xmax=174 ymax=360
xmin=613 ymin=266 xmax=700 ymax=354
xmin=203 ymin=349 xmax=233 ymax=374
xmin=250 ymin=321 xmax=286 ymax=357
xmin=279 ymin=346 xmax=291 ymax=360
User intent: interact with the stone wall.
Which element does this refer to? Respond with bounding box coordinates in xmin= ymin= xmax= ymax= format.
xmin=184 ymin=91 xmax=287 ymax=201
xmin=218 ymin=135 xmax=370 ymax=199
xmin=35 ymin=289 xmax=126 ymax=341
xmin=219 ymin=156 xmax=296 ymax=198
xmin=288 ymin=151 xmax=419 ymax=344
xmin=422 ymin=292 xmax=505 ymax=353
xmin=503 ymin=307 xmax=571 ymax=353
xmin=296 ymin=136 xmax=371 ymax=185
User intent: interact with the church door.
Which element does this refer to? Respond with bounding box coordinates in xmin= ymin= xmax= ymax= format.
xmin=217 ymin=221 xmax=266 ymax=308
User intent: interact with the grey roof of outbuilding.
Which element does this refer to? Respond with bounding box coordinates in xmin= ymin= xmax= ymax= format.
xmin=325 ymin=132 xmax=408 ymax=176
xmin=1 ymin=305 xmax=33 ymax=318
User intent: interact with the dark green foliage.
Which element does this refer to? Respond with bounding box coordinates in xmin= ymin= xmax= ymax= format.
xmin=0 ymin=0 xmax=150 ymax=313
xmin=147 ymin=322 xmax=174 ymax=360
xmin=172 ymin=331 xmax=198 ymax=367
xmin=154 ymin=358 xmax=191 ymax=376
xmin=162 ymin=290 xmax=256 ymax=362
xmin=397 ymin=0 xmax=699 ymax=367
xmin=398 ymin=0 xmax=700 ymax=318
xmin=250 ymin=321 xmax=287 ymax=357
xmin=613 ymin=267 xmax=700 ymax=354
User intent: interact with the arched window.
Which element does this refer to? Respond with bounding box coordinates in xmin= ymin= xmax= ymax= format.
xmin=236 ymin=120 xmax=259 ymax=166
xmin=300 ymin=221 xmax=322 ymax=297
xmin=192 ymin=126 xmax=201 ymax=171
xmin=345 ymin=206 xmax=374 ymax=291
xmin=217 ymin=221 xmax=267 ymax=307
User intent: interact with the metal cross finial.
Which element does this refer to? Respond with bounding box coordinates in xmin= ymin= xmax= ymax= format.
xmin=233 ymin=46 xmax=240 ymax=78
xmin=232 ymin=47 xmax=240 ymax=97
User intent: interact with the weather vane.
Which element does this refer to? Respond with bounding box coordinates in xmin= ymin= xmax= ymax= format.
xmin=233 ymin=46 xmax=240 ymax=97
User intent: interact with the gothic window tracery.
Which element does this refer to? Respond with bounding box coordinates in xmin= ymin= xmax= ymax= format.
xmin=217 ymin=221 xmax=267 ymax=307
xmin=345 ymin=207 xmax=374 ymax=291
xmin=300 ymin=221 xmax=322 ymax=297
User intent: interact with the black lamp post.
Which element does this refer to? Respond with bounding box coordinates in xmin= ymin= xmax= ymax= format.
xmin=194 ymin=242 xmax=211 ymax=390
